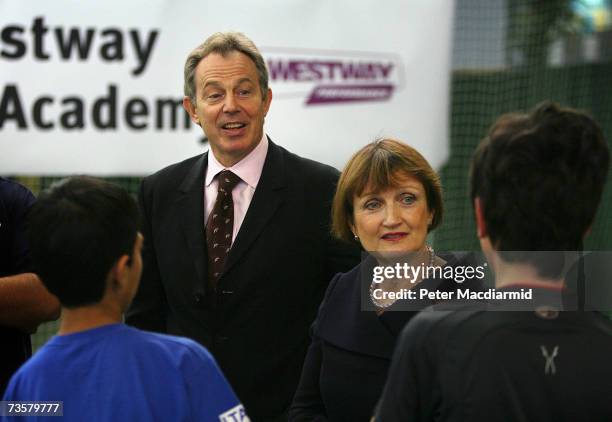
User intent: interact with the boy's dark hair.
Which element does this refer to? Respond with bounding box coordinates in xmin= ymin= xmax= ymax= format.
xmin=469 ymin=102 xmax=610 ymax=277
xmin=27 ymin=177 xmax=139 ymax=308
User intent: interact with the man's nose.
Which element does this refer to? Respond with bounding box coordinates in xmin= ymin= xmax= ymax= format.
xmin=223 ymin=94 xmax=239 ymax=113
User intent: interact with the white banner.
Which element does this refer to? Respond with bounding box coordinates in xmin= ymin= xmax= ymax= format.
xmin=0 ymin=0 xmax=454 ymax=175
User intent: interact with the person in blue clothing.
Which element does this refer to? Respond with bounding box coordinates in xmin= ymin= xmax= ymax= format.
xmin=2 ymin=176 xmax=249 ymax=422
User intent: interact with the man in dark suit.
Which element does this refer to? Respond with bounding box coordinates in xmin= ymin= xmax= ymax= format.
xmin=126 ymin=32 xmax=359 ymax=422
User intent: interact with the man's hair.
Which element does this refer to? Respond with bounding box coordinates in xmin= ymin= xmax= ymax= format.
xmin=469 ymin=102 xmax=610 ymax=276
xmin=184 ymin=31 xmax=269 ymax=104
xmin=26 ymin=177 xmax=139 ymax=308
xmin=332 ymin=138 xmax=443 ymax=243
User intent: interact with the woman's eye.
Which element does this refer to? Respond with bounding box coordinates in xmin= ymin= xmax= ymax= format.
xmin=400 ymin=194 xmax=416 ymax=205
xmin=364 ymin=200 xmax=381 ymax=210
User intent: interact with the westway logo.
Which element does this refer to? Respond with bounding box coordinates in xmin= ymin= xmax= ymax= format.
xmin=262 ymin=47 xmax=404 ymax=105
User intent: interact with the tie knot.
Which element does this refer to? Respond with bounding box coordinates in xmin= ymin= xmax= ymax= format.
xmin=217 ymin=170 xmax=241 ymax=192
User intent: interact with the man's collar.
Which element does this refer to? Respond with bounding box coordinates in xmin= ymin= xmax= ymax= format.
xmin=205 ymin=133 xmax=268 ymax=188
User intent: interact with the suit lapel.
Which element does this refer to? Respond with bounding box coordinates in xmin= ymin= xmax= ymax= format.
xmin=176 ymin=153 xmax=208 ymax=285
xmin=223 ymin=140 xmax=287 ymax=275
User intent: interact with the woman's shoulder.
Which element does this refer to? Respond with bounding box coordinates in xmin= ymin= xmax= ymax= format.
xmin=329 ymin=262 xmax=363 ymax=288
xmin=320 ymin=262 xmax=364 ymax=312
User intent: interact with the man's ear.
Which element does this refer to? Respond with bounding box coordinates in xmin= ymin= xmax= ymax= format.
xmin=182 ymin=96 xmax=200 ymax=126
xmin=474 ymin=197 xmax=488 ymax=239
xmin=111 ymin=254 xmax=131 ymax=292
xmin=263 ymin=88 xmax=272 ymax=117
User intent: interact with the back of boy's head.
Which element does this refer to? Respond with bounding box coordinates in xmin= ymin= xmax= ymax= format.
xmin=469 ymin=102 xmax=610 ymax=278
xmin=27 ymin=177 xmax=139 ymax=308
xmin=470 ymin=101 xmax=610 ymax=252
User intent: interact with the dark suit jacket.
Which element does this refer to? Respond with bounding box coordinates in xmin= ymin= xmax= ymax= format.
xmin=126 ymin=140 xmax=360 ymax=421
xmin=289 ymin=253 xmax=482 ymax=422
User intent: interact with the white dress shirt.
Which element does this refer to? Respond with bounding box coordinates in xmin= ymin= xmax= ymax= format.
xmin=204 ymin=134 xmax=268 ymax=242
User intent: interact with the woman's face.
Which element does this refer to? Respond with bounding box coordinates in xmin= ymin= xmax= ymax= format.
xmin=351 ymin=173 xmax=433 ymax=254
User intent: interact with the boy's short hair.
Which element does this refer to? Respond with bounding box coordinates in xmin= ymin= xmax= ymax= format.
xmin=469 ymin=102 xmax=610 ymax=276
xmin=27 ymin=177 xmax=139 ymax=308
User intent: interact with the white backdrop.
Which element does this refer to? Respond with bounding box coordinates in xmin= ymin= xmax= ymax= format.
xmin=0 ymin=0 xmax=454 ymax=175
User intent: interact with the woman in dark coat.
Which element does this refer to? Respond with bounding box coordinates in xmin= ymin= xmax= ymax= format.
xmin=289 ymin=138 xmax=480 ymax=421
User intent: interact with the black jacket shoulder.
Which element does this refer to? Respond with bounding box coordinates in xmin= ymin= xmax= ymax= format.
xmin=142 ymin=154 xmax=204 ymax=191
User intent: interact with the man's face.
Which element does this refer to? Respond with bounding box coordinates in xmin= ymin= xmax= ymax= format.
xmin=183 ymin=51 xmax=272 ymax=167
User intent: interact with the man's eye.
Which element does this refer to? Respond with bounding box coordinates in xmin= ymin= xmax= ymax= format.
xmin=237 ymin=89 xmax=251 ymax=97
xmin=207 ymin=93 xmax=222 ymax=101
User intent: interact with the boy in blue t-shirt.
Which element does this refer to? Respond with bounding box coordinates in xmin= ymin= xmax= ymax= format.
xmin=2 ymin=177 xmax=249 ymax=422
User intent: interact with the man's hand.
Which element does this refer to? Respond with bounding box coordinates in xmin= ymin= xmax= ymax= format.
xmin=0 ymin=273 xmax=60 ymax=333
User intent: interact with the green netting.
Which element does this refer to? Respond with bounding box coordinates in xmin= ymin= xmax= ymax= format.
xmin=436 ymin=63 xmax=612 ymax=251
xmin=435 ymin=0 xmax=612 ymax=251
xmin=6 ymin=0 xmax=612 ymax=350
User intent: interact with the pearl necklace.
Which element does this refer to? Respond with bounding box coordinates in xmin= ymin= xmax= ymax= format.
xmin=369 ymin=245 xmax=435 ymax=309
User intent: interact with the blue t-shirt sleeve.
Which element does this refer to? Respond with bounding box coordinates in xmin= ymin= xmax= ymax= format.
xmin=186 ymin=347 xmax=250 ymax=422
xmin=1 ymin=374 xmax=16 ymax=401
xmin=1 ymin=373 xmax=23 ymax=422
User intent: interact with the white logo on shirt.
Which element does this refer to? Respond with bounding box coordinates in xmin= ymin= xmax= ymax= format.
xmin=219 ymin=404 xmax=250 ymax=422
xmin=540 ymin=345 xmax=559 ymax=375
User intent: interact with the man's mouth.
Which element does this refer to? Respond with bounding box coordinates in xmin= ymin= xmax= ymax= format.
xmin=221 ymin=122 xmax=247 ymax=129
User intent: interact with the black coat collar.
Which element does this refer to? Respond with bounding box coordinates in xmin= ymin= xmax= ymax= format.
xmin=315 ymin=252 xmax=483 ymax=359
